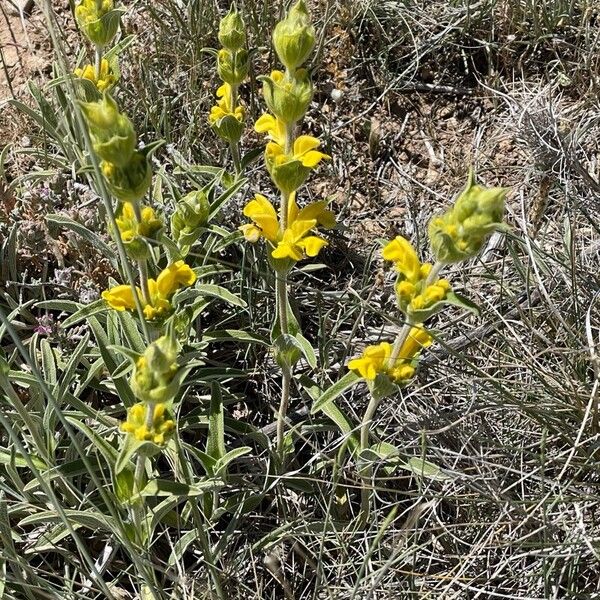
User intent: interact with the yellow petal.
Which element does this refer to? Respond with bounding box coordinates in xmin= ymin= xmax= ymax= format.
xmin=242 ymin=194 xmax=280 ymax=242
xmin=272 ymin=240 xmax=303 ymax=261
xmin=294 ymin=135 xmax=320 ymax=156
xmin=239 ymin=223 xmax=262 ymax=242
xmin=382 ymin=236 xmax=422 ymax=282
xmin=102 ymin=285 xmax=139 ymax=311
xmin=156 ymin=261 xmax=196 ymax=297
xmin=301 ymin=150 xmax=329 ymax=168
xmin=255 ymin=113 xmax=278 ymax=134
xmin=287 ymin=192 xmax=299 ymax=225
xmin=398 ymin=327 xmax=432 ymax=361
xmin=297 ymin=200 xmax=336 ymax=229
xmin=298 ymin=235 xmax=326 ymax=257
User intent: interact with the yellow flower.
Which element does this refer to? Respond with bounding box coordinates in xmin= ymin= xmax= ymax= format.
xmin=74 ymin=58 xmax=116 ymax=92
xmin=383 ymin=236 xmax=452 ymax=316
xmin=239 ymin=193 xmax=334 ymax=261
xmin=348 ymin=327 xmax=432 ymax=384
xmin=75 ymin=0 xmax=119 ymax=46
xmin=240 ymin=193 xmax=279 ymax=243
xmin=102 ymin=284 xmax=140 ymax=311
xmin=348 ymin=342 xmax=392 ymax=381
xmin=255 ymin=113 xmax=287 ymax=146
xmin=209 ymin=83 xmax=245 ymax=125
xmin=271 ymin=219 xmax=327 ymax=261
xmin=156 ymin=260 xmax=197 ymax=297
xmin=143 ymin=280 xmax=172 ymax=321
xmin=102 ymin=261 xmax=196 ymax=321
xmin=255 ymin=113 xmax=329 ymax=193
xmin=382 ymin=236 xmax=429 ymax=283
xmin=121 ymin=402 xmax=175 ymax=446
xmin=265 ymin=134 xmax=329 ymax=169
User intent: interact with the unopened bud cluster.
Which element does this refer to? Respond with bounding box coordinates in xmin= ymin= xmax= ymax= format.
xmin=429 ymin=170 xmax=508 ymax=263
xmin=209 ymin=7 xmax=248 ymax=144
xmin=79 ymin=93 xmax=159 ymax=258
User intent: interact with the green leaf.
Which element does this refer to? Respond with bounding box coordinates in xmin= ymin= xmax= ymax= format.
xmin=272 ymin=334 xmax=302 ymax=371
xmin=311 ymin=371 xmax=360 ymax=414
xmin=140 ymin=478 xmax=222 ymax=497
xmin=443 ymin=291 xmax=480 ymax=316
xmin=206 ymin=382 xmax=226 ymax=462
xmin=46 ymin=214 xmax=117 ymax=263
xmin=399 ymin=457 xmax=451 ymax=481
xmin=209 ymin=176 xmax=247 ymax=219
xmin=296 ymin=334 xmax=317 ymax=369
xmin=214 ymin=447 xmax=251 ymax=477
xmin=194 ymin=284 xmax=247 ymax=308
xmin=115 ymin=435 xmax=160 ymax=475
xmin=61 ymin=299 xmax=106 ymax=328
xmin=113 ymin=468 xmax=135 ymax=504
xmin=202 ymin=329 xmax=269 ymax=346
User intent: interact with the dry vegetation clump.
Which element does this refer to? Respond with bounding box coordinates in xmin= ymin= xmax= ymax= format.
xmin=1 ymin=0 xmax=600 ymax=598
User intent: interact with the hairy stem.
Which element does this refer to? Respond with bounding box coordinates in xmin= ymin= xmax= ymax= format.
xmin=274 ymin=121 xmax=297 ymax=464
xmin=276 ymin=367 xmax=292 ymax=459
xmin=94 ymin=45 xmax=102 ymax=80
xmin=229 ymin=81 xmax=242 ymax=175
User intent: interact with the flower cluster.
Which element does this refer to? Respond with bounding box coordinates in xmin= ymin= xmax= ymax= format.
xmin=130 ymin=335 xmax=180 ymax=404
xmin=209 ymin=8 xmax=248 ymax=144
xmin=75 ymin=0 xmax=120 ymax=47
xmin=74 ymin=58 xmax=116 ymax=92
xmin=429 ymin=170 xmax=508 ymax=263
xmin=240 ymin=0 xmax=333 ymax=266
xmin=102 ymin=260 xmax=196 ymax=321
xmin=114 ymin=202 xmax=163 ymax=260
xmin=240 ymin=192 xmax=335 ymax=261
xmin=73 ymin=0 xmax=121 ymax=95
xmin=382 ymin=236 xmax=451 ymax=318
xmin=80 ymin=93 xmax=153 ymax=206
xmin=254 ymin=113 xmax=329 ymax=195
xmin=121 ymin=402 xmax=175 ymax=446
xmin=349 ymin=327 xmax=432 ymax=385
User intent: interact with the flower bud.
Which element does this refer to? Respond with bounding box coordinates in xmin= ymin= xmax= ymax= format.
xmin=101 ymin=151 xmax=152 ymax=203
xmin=79 ymin=93 xmax=136 ymax=166
xmin=218 ymin=7 xmax=246 ymax=51
xmin=131 ymin=336 xmax=180 ymax=405
xmin=272 ymin=0 xmax=315 ymax=72
xmin=213 ymin=113 xmax=245 ymax=143
xmin=171 ymin=191 xmax=210 ymax=246
xmin=217 ymin=48 xmax=249 ymax=86
xmin=265 ymin=148 xmax=311 ymax=195
xmin=75 ymin=0 xmax=121 ymax=47
xmin=429 ymin=170 xmax=508 ymax=263
xmin=262 ymin=69 xmax=313 ymax=124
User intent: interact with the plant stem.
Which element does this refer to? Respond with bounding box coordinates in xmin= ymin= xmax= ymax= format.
xmin=137 ymin=259 xmax=152 ymax=307
xmin=276 ymin=366 xmax=291 ymax=458
xmin=94 ymin=45 xmax=102 ymax=80
xmin=274 ymin=122 xmax=296 ymax=464
xmin=229 ymin=83 xmax=242 ymax=175
xmin=132 ymin=402 xmax=155 ymax=546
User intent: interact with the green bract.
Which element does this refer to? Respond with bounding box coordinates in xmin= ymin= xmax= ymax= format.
xmin=217 ymin=48 xmax=249 ymax=86
xmin=80 ymin=93 xmax=136 ymax=166
xmin=131 ymin=336 xmax=180 ymax=405
xmin=218 ymin=7 xmax=246 ymax=51
xmin=101 ymin=151 xmax=152 ymax=203
xmin=272 ymin=0 xmax=315 ymax=72
xmin=171 ymin=191 xmax=210 ymax=248
xmin=261 ymin=69 xmax=313 ymax=125
xmin=75 ymin=0 xmax=122 ymax=47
